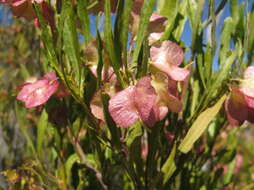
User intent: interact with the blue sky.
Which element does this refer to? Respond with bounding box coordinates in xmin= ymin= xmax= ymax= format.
xmin=0 ymin=6 xmax=12 ymax=26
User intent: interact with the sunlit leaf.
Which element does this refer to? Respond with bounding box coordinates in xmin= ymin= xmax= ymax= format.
xmin=132 ymin=0 xmax=156 ymax=64
xmin=126 ymin=122 xmax=143 ymax=147
xmin=161 ymin=144 xmax=176 ymax=184
xmin=37 ymin=109 xmax=48 ymax=155
xmin=179 ymin=95 xmax=227 ymax=153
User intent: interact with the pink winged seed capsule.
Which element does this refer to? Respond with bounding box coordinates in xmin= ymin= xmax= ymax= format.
xmin=239 ymin=66 xmax=254 ymax=108
xmin=148 ymin=14 xmax=168 ymax=45
xmin=133 ymin=77 xmax=158 ymax=126
xmin=90 ymin=91 xmax=106 ymax=122
xmin=108 ymin=86 xmax=140 ymax=128
xmin=166 ymin=79 xmax=183 ymax=113
xmin=148 ymin=13 xmax=168 ymax=33
xmin=150 ymin=41 xmax=190 ymax=81
xmin=17 ymin=72 xmax=59 ymax=108
xmin=151 ymin=73 xmax=182 ymax=113
xmin=109 ymin=77 xmax=160 ymax=128
xmin=225 ymin=87 xmax=249 ymax=126
xmin=225 ymin=65 xmax=254 ymax=126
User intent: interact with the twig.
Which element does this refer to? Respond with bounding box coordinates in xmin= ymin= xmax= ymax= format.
xmin=67 ymin=127 xmax=108 ymax=190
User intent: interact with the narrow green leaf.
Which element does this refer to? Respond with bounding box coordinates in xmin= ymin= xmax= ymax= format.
xmin=126 ymin=122 xmax=143 ymax=147
xmin=48 ymin=124 xmax=62 ymax=150
xmin=200 ymin=186 xmax=207 ymax=190
xmin=203 ymin=0 xmax=216 ymax=82
xmin=101 ymin=93 xmax=121 ymax=147
xmin=157 ymin=0 xmax=177 ymax=19
xmin=96 ymin=30 xmax=104 ymax=87
xmin=65 ymin=154 xmax=80 ymax=185
xmin=172 ymin=0 xmax=188 ymax=41
xmin=235 ymin=3 xmax=245 ymax=41
xmin=196 ymin=52 xmax=207 ymax=90
xmin=223 ymin=158 xmax=236 ymax=185
xmin=208 ymin=50 xmax=237 ymax=100
xmin=209 ymin=0 xmax=216 ymax=57
xmin=62 ymin=1 xmax=84 ymax=96
xmin=77 ymin=0 xmax=92 ymax=44
xmin=113 ymin=0 xmax=124 ymax=59
xmin=132 ymin=0 xmax=156 ymax=64
xmin=158 ymin=0 xmax=179 ymax=42
xmin=15 ymin=103 xmax=37 ymax=156
xmin=37 ymin=109 xmax=48 ymax=155
xmin=161 ymin=144 xmax=177 ymax=184
xmin=247 ymin=11 xmax=254 ymax=55
xmin=197 ymin=50 xmax=237 ymax=112
xmin=19 ymin=64 xmax=30 ymax=79
xmin=136 ymin=38 xmax=149 ymax=78
xmin=179 ymin=94 xmax=227 ymax=153
xmin=104 ymin=0 xmax=126 ymax=87
xmin=219 ymin=18 xmax=235 ymax=64
xmin=119 ymin=0 xmax=133 ymax=67
xmin=204 ymin=44 xmax=213 ymax=83
xmin=190 ymin=79 xmax=200 ymax=117
xmin=34 ymin=4 xmax=63 ymax=80
xmin=129 ymin=136 xmax=143 ymax=178
xmin=229 ymin=0 xmax=238 ymax=20
xmin=187 ymin=0 xmax=205 ymax=51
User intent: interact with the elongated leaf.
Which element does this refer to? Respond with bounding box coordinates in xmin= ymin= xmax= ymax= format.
xmin=199 ymin=50 xmax=237 ymax=110
xmin=200 ymin=186 xmax=207 ymax=190
xmin=77 ymin=0 xmax=92 ymax=44
xmin=15 ymin=103 xmax=37 ymax=156
xmin=101 ymin=93 xmax=121 ymax=147
xmin=119 ymin=0 xmax=133 ymax=67
xmin=62 ymin=1 xmax=84 ymax=96
xmin=208 ymin=50 xmax=237 ymax=99
xmin=158 ymin=0 xmax=179 ymax=41
xmin=179 ymin=94 xmax=227 ymax=153
xmin=190 ymin=79 xmax=200 ymax=117
xmin=229 ymin=0 xmax=238 ymax=20
xmin=129 ymin=134 xmax=143 ymax=178
xmin=172 ymin=10 xmax=187 ymax=42
xmin=34 ymin=4 xmax=63 ymax=80
xmin=196 ymin=53 xmax=207 ymax=90
xmin=157 ymin=0 xmax=178 ymax=19
xmin=161 ymin=144 xmax=176 ymax=184
xmin=136 ymin=38 xmax=149 ymax=78
xmin=65 ymin=154 xmax=80 ymax=185
xmin=126 ymin=122 xmax=143 ymax=147
xmin=203 ymin=0 xmax=216 ymax=83
xmin=223 ymin=157 xmax=236 ymax=185
xmin=209 ymin=0 xmax=216 ymax=57
xmin=219 ymin=18 xmax=235 ymax=64
xmin=187 ymin=0 xmax=205 ymax=50
xmin=104 ymin=0 xmax=126 ymax=87
xmin=37 ymin=109 xmax=48 ymax=155
xmin=132 ymin=0 xmax=156 ymax=64
xmin=204 ymin=44 xmax=213 ymax=83
xmin=113 ymin=0 xmax=124 ymax=59
xmin=19 ymin=64 xmax=30 ymax=79
xmin=247 ymin=11 xmax=254 ymax=57
xmin=96 ymin=30 xmax=104 ymax=86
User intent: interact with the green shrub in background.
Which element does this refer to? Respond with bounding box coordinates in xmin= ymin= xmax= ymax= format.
xmin=0 ymin=0 xmax=254 ymax=189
